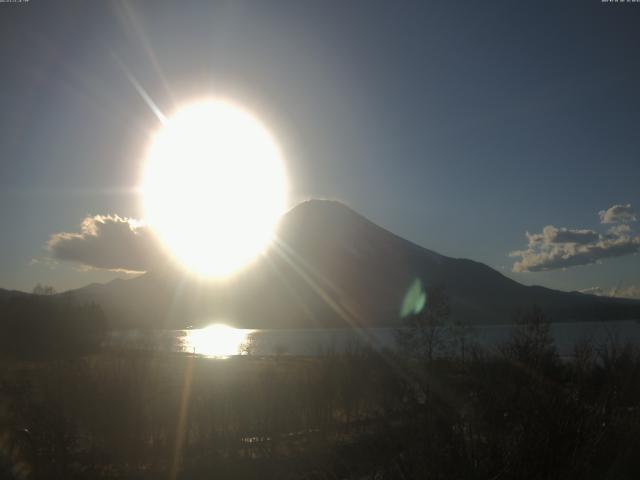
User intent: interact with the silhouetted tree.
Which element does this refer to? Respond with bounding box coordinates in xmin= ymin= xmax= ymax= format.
xmin=450 ymin=319 xmax=475 ymax=362
xmin=32 ymin=283 xmax=56 ymax=296
xmin=397 ymin=285 xmax=451 ymax=362
xmin=501 ymin=305 xmax=558 ymax=372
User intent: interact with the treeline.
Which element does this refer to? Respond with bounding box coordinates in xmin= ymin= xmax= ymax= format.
xmin=0 ymin=293 xmax=107 ymax=359
xmin=1 ymin=309 xmax=640 ymax=478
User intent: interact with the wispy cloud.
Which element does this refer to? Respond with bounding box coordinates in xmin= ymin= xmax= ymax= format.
xmin=579 ymin=285 xmax=640 ymax=300
xmin=511 ymin=204 xmax=640 ymax=272
xmin=48 ymin=215 xmax=163 ymax=272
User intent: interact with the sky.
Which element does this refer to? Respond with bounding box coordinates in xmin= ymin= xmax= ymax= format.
xmin=0 ymin=0 xmax=639 ymax=295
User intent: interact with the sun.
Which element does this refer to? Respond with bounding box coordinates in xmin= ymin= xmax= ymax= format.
xmin=142 ymin=99 xmax=288 ymax=278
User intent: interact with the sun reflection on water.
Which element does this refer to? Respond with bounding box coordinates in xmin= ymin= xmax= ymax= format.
xmin=183 ymin=324 xmax=254 ymax=358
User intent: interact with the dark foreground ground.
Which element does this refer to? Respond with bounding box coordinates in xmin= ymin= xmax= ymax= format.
xmin=1 ymin=315 xmax=640 ymax=480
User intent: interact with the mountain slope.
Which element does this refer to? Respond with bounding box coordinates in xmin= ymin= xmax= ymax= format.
xmin=53 ymin=199 xmax=640 ymax=328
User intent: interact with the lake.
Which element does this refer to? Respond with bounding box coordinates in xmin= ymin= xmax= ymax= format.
xmin=107 ymin=319 xmax=640 ymax=359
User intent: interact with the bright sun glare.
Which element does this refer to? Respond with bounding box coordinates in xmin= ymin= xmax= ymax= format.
xmin=185 ymin=324 xmax=253 ymax=358
xmin=142 ymin=100 xmax=287 ymax=277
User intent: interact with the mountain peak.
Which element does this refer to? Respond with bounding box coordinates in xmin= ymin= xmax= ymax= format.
xmin=286 ymin=198 xmax=359 ymax=217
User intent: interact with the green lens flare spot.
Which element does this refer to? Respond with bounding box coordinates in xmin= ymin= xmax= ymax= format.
xmin=400 ymin=278 xmax=426 ymax=318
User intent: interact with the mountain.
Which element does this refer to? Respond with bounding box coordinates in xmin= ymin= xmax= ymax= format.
xmin=6 ymin=200 xmax=640 ymax=329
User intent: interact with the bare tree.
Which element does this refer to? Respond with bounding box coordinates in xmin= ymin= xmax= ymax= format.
xmin=397 ymin=285 xmax=451 ymax=362
xmin=32 ymin=283 xmax=57 ymax=296
xmin=450 ymin=319 xmax=475 ymax=362
xmin=501 ymin=305 xmax=558 ymax=371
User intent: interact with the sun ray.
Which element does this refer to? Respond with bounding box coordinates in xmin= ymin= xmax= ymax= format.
xmin=114 ymin=0 xmax=175 ymax=106
xmin=270 ymin=236 xmax=421 ymax=391
xmin=170 ymin=355 xmax=193 ymax=480
xmin=111 ymin=52 xmax=167 ymax=124
xmin=271 ymin=237 xmax=365 ymax=331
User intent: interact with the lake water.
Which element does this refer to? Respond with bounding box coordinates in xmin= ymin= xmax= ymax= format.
xmin=107 ymin=320 xmax=640 ymax=359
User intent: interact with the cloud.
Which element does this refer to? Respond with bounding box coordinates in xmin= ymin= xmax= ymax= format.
xmin=599 ymin=204 xmax=637 ymax=224
xmin=48 ymin=215 xmax=163 ymax=272
xmin=604 ymin=224 xmax=631 ymax=238
xmin=511 ymin=204 xmax=640 ymax=272
xmin=526 ymin=226 xmax=599 ymax=247
xmin=579 ymin=286 xmax=609 ymax=296
xmin=511 ymin=235 xmax=640 ymax=272
xmin=579 ymin=285 xmax=640 ymax=300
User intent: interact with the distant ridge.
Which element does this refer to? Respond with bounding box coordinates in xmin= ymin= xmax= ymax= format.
xmin=3 ymin=199 xmax=640 ymax=328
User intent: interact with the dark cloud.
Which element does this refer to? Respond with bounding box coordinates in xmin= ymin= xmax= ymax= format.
xmin=599 ymin=204 xmax=637 ymax=224
xmin=511 ymin=205 xmax=640 ymax=272
xmin=48 ymin=215 xmax=163 ymax=272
